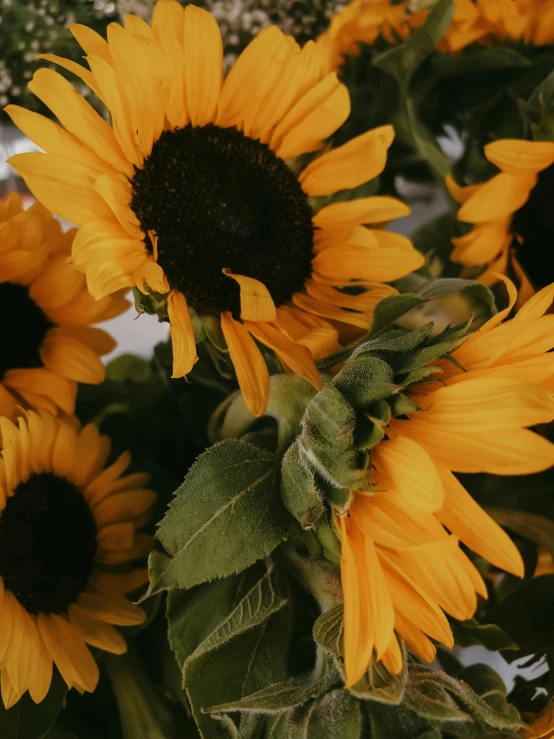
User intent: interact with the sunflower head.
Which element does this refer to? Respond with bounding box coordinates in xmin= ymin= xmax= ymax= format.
xmin=0 ymin=192 xmax=129 ymax=420
xmin=0 ymin=410 xmax=154 ymax=708
xmin=242 ymin=278 xmax=554 ymax=688
xmin=448 ymin=138 xmax=554 ymax=302
xmin=7 ymin=0 xmax=424 ymax=417
xmin=316 ymin=0 xmax=420 ymax=73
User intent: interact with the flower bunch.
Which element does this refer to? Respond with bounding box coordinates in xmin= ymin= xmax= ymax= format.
xmin=2 ymin=1 xmax=554 ymax=737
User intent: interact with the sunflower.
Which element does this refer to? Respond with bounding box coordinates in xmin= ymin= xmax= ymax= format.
xmin=448 ymin=138 xmax=554 ymax=303
xmin=316 ymin=0 xmax=421 ymax=73
xmin=317 ymin=0 xmax=554 ymax=74
xmin=6 ymin=0 xmax=424 ymax=418
xmin=0 ymin=192 xmax=128 ymax=420
xmin=340 ymin=277 xmax=554 ymax=687
xmin=0 ymin=409 xmax=154 ymax=708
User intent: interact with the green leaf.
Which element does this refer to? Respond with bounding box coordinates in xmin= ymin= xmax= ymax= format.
xmin=351 ymin=655 xmax=407 ymax=706
xmin=431 ymin=47 xmax=532 ymax=79
xmin=105 ymin=650 xmax=186 ymax=739
xmin=452 ymin=619 xmax=519 ymax=654
xmin=394 ymin=334 xmax=468 ymax=375
xmin=367 ymin=702 xmax=441 ymax=739
xmin=333 ymin=356 xmax=396 ymax=408
xmin=214 ymin=374 xmax=318 ymax=453
xmin=281 ymin=440 xmax=325 ymax=529
xmin=487 ymin=508 xmax=554 ymax=559
xmin=404 ymin=664 xmax=522 ymax=735
xmin=264 ymin=690 xmax=361 ymax=739
xmin=0 ymin=672 xmax=66 ymax=739
xmin=313 ymin=605 xmax=344 ymax=669
xmin=167 ymin=569 xmax=262 ymax=669
xmin=415 ymin=278 xmax=496 ymax=314
xmin=368 ymin=295 xmax=426 ymax=338
xmin=484 ymin=574 xmax=554 ymax=659
xmin=106 ymin=354 xmax=152 ymax=383
xmin=183 ymin=567 xmax=292 ymax=738
xmin=372 ymin=0 xmax=455 ymax=183
xmin=204 ymin=651 xmax=341 ymax=714
xmin=458 ymin=664 xmax=521 ymax=725
xmin=373 ymin=0 xmax=454 ymax=85
xmin=352 ymin=324 xmax=434 ymax=358
xmin=183 ymin=565 xmax=289 ymax=671
xmin=148 ymin=440 xmax=288 ymax=594
xmin=304 ymin=690 xmax=362 ymax=738
xmin=299 ymin=386 xmax=363 ymax=497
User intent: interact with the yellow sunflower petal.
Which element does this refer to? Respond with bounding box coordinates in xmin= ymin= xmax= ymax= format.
xmin=458 ymin=171 xmax=537 ymax=223
xmin=484 ymin=139 xmax=554 ymax=175
xmin=28 ymin=68 xmax=131 ymax=176
xmin=413 ymin=376 xmax=554 ymax=431
xmin=393 ymin=610 xmax=436 ymax=663
xmin=373 ymin=436 xmax=444 ymax=514
xmin=313 ymin=196 xmax=411 ymax=230
xmin=515 ymin=282 xmax=554 ymax=321
xmin=68 ymin=605 xmax=127 ymax=655
xmin=220 ymin=312 xmax=270 ymax=418
xmin=380 ymin=633 xmax=403 ymax=675
xmin=40 ymin=334 xmax=106 ymax=384
xmin=217 ymin=27 xmax=292 ymax=132
xmin=272 ymin=73 xmax=351 ymax=160
xmin=299 ymin=125 xmax=395 ymax=196
xmin=340 ymin=516 xmax=374 ymax=689
xmin=69 ymin=22 xmax=112 ymax=62
xmin=8 ymin=153 xmax=113 ymax=226
xmin=245 ymin=320 xmax=322 ymax=391
xmin=75 ymin=593 xmax=146 ymax=626
xmin=398 ymin=421 xmax=554 ymax=475
xmin=4 ymin=105 xmax=114 ymax=176
xmin=223 ymin=269 xmax=277 ymax=322
xmin=167 ymin=291 xmax=198 ymax=378
xmin=378 ymin=551 xmax=453 ymax=648
xmin=35 ymin=53 xmax=105 ymax=103
xmin=437 ymin=468 xmax=524 ymax=577
xmin=183 ymin=5 xmax=223 ymax=127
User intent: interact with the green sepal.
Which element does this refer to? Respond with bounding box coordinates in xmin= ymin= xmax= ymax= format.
xmin=351 ymin=324 xmax=434 ymax=358
xmin=388 ymin=393 xmax=419 ymax=417
xmin=132 ymin=286 xmax=169 ymax=320
xmin=281 ymin=439 xmax=326 ymax=529
xmin=299 ymin=385 xmax=364 ymax=495
xmin=264 ymin=690 xmax=362 ymax=739
xmin=351 ymin=651 xmax=407 ymax=706
xmin=333 ymin=355 xmax=397 ymax=408
xmin=315 ymin=519 xmax=342 ymax=564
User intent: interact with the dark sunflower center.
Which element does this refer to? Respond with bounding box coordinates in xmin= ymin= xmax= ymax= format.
xmin=512 ymin=163 xmax=554 ymax=289
xmin=130 ymin=124 xmax=315 ymax=316
xmin=0 ymin=473 xmax=98 ymax=615
xmin=0 ymin=282 xmax=52 ymax=379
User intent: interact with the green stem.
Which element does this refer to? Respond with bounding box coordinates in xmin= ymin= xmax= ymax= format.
xmin=105 ymin=648 xmax=185 ymax=739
